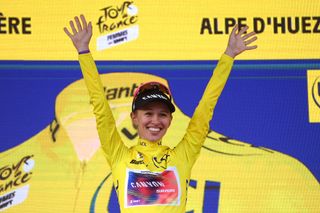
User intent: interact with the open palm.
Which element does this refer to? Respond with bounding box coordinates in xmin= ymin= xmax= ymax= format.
xmin=64 ymin=15 xmax=92 ymax=52
xmin=225 ymin=25 xmax=257 ymax=58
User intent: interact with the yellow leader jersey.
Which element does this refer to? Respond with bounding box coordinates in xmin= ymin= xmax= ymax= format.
xmin=79 ymin=53 xmax=235 ymax=212
xmin=0 ymin=56 xmax=319 ymax=212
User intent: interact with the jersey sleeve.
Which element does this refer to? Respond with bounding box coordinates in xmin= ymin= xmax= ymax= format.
xmin=78 ymin=53 xmax=128 ymax=168
xmin=174 ymin=54 xmax=234 ymax=167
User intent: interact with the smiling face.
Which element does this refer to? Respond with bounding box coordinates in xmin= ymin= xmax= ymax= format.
xmin=131 ymin=102 xmax=172 ymax=142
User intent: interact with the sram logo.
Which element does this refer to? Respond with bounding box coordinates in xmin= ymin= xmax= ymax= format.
xmin=307 ymin=70 xmax=320 ymax=123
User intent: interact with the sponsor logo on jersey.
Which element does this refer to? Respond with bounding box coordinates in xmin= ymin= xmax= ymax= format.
xmin=125 ymin=167 xmax=181 ymax=207
xmin=152 ymin=154 xmax=170 ymax=169
xmin=130 ymin=159 xmax=144 ymax=165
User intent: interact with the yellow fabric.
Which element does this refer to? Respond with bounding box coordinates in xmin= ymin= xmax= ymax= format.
xmin=78 ymin=52 xmax=234 ymax=212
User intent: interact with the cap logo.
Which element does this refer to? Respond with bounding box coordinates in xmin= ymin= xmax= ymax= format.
xmin=142 ymin=94 xmax=168 ymax=101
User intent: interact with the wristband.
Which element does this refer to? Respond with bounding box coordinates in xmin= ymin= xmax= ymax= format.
xmin=78 ymin=50 xmax=90 ymax=54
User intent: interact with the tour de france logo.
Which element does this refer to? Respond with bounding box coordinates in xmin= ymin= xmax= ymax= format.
xmin=96 ymin=1 xmax=139 ymax=50
xmin=0 ymin=155 xmax=34 ymax=211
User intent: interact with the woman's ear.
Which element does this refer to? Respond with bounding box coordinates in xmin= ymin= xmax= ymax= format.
xmin=168 ymin=113 xmax=173 ymax=126
xmin=130 ymin=112 xmax=138 ymax=129
xmin=130 ymin=111 xmax=136 ymax=120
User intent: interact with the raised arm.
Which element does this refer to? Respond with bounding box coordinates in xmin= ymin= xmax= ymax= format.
xmin=175 ymin=25 xmax=257 ymax=166
xmin=64 ymin=15 xmax=127 ymax=167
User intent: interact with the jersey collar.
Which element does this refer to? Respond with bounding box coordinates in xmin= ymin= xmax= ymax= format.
xmin=138 ymin=138 xmax=162 ymax=148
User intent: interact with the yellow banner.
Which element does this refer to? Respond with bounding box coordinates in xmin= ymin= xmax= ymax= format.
xmin=1 ymin=0 xmax=320 ymax=60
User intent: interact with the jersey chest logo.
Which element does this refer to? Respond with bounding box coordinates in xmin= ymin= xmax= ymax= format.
xmin=125 ymin=167 xmax=181 ymax=208
xmin=152 ymin=154 xmax=169 ymax=169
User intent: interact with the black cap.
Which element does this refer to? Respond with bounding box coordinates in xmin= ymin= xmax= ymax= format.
xmin=132 ymin=88 xmax=175 ymax=113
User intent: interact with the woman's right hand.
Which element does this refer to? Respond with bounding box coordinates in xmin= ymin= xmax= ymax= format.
xmin=64 ymin=14 xmax=92 ymax=53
